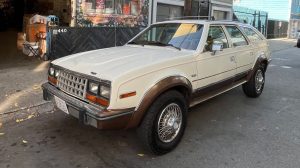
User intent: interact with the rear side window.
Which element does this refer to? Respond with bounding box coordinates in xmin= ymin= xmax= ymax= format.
xmin=225 ymin=26 xmax=248 ymax=47
xmin=241 ymin=27 xmax=263 ymax=42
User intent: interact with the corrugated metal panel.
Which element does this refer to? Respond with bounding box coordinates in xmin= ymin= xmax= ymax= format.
xmin=48 ymin=27 xmax=141 ymax=60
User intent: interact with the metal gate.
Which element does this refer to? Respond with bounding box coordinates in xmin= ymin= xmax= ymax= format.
xmin=48 ymin=27 xmax=141 ymax=60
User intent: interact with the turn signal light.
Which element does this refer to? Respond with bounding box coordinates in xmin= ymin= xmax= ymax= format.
xmin=86 ymin=93 xmax=109 ymax=107
xmin=48 ymin=76 xmax=57 ymax=85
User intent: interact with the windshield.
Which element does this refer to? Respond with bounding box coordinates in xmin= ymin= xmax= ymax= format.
xmin=129 ymin=23 xmax=204 ymax=50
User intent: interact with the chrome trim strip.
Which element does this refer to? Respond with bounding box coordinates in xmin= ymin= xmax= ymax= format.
xmin=190 ymin=81 xmax=247 ymax=107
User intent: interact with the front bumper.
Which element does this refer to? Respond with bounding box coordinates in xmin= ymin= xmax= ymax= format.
xmin=42 ymin=82 xmax=134 ymax=130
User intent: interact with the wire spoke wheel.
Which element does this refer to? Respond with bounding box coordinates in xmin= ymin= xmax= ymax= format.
xmin=157 ymin=103 xmax=182 ymax=143
xmin=255 ymin=69 xmax=264 ymax=93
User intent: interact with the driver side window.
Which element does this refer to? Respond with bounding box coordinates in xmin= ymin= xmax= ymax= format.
xmin=204 ymin=26 xmax=229 ymax=52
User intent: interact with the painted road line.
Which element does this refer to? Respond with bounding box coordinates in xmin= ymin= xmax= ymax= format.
xmin=280 ymin=66 xmax=292 ymax=69
xmin=273 ymin=58 xmax=289 ymax=61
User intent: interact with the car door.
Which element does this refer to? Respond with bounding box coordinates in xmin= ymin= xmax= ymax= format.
xmin=223 ymin=25 xmax=253 ymax=75
xmin=195 ymin=25 xmax=237 ymax=90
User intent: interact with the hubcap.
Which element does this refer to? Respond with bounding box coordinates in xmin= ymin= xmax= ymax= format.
xmin=255 ymin=69 xmax=264 ymax=93
xmin=157 ymin=103 xmax=182 ymax=143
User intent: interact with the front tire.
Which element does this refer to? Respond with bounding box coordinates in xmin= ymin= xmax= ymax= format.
xmin=243 ymin=65 xmax=265 ymax=98
xmin=137 ymin=90 xmax=187 ymax=155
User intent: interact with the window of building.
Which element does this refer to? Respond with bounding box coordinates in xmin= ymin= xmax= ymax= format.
xmin=191 ymin=0 xmax=209 ymax=17
xmin=204 ymin=26 xmax=229 ymax=52
xmin=156 ymin=3 xmax=183 ymax=22
xmin=213 ymin=10 xmax=227 ymax=20
xmin=83 ymin=0 xmax=141 ymax=15
xmin=78 ymin=0 xmax=148 ymax=27
xmin=225 ymin=26 xmax=248 ymax=47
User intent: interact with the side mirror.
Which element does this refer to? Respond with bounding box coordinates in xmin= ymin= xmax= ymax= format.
xmin=211 ymin=42 xmax=223 ymax=55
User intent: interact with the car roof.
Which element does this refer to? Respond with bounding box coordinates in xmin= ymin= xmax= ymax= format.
xmin=155 ymin=20 xmax=251 ymax=27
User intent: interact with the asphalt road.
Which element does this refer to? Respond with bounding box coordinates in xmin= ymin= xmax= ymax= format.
xmin=1 ymin=41 xmax=300 ymax=168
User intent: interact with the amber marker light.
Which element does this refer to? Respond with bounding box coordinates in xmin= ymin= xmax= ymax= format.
xmin=120 ymin=91 xmax=136 ymax=99
xmin=48 ymin=76 xmax=57 ymax=85
xmin=86 ymin=93 xmax=109 ymax=107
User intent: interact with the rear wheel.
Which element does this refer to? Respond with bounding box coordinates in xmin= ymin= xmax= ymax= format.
xmin=242 ymin=65 xmax=265 ymax=98
xmin=137 ymin=90 xmax=187 ymax=155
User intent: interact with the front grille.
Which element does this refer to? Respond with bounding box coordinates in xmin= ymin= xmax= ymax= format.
xmin=57 ymin=71 xmax=87 ymax=100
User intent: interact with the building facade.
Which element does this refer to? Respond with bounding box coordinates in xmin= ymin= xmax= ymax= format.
xmin=185 ymin=0 xmax=233 ymax=20
xmin=289 ymin=0 xmax=300 ymax=38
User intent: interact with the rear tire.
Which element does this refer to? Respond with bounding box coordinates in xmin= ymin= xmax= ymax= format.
xmin=242 ymin=65 xmax=265 ymax=98
xmin=137 ymin=90 xmax=187 ymax=155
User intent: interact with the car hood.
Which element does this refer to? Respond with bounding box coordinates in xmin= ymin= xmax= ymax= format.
xmin=52 ymin=45 xmax=193 ymax=81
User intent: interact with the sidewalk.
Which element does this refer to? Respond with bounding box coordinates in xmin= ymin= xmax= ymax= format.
xmin=0 ymin=61 xmax=54 ymax=124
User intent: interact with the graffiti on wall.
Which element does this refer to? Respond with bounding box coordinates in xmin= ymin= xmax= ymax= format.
xmin=76 ymin=0 xmax=149 ymax=27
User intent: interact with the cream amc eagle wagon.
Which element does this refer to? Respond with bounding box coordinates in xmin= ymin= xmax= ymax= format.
xmin=42 ymin=20 xmax=271 ymax=155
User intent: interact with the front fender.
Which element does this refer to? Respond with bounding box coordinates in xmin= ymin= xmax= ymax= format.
xmin=126 ymin=75 xmax=192 ymax=128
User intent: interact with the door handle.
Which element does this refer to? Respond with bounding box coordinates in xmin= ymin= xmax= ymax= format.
xmin=230 ymin=56 xmax=236 ymax=63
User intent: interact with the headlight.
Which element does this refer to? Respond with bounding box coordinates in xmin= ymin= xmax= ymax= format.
xmin=88 ymin=82 xmax=99 ymax=95
xmin=100 ymin=85 xmax=110 ymax=99
xmin=86 ymin=80 xmax=111 ymax=107
xmin=55 ymin=70 xmax=60 ymax=78
xmin=48 ymin=66 xmax=57 ymax=85
xmin=49 ymin=67 xmax=55 ymax=76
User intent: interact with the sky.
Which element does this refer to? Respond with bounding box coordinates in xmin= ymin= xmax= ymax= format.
xmin=233 ymin=0 xmax=291 ymax=21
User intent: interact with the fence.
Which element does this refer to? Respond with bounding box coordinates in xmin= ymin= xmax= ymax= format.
xmin=267 ymin=20 xmax=289 ymax=39
xmin=47 ymin=27 xmax=141 ymax=60
xmin=233 ymin=6 xmax=268 ymax=36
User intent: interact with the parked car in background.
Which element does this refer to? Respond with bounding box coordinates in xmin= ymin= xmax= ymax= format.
xmin=42 ymin=20 xmax=271 ymax=155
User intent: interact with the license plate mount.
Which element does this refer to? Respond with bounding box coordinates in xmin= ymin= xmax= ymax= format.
xmin=54 ymin=96 xmax=69 ymax=114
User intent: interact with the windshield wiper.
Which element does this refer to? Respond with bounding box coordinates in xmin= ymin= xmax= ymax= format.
xmin=127 ymin=41 xmax=144 ymax=46
xmin=146 ymin=41 xmax=181 ymax=51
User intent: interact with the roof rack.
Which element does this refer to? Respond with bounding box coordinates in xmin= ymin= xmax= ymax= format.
xmin=209 ymin=19 xmax=241 ymax=23
xmin=167 ymin=16 xmax=215 ymax=20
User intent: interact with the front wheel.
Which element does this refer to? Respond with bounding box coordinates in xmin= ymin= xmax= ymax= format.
xmin=243 ymin=65 xmax=265 ymax=98
xmin=137 ymin=90 xmax=187 ymax=155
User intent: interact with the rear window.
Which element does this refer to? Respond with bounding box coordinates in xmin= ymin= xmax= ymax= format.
xmin=241 ymin=27 xmax=263 ymax=42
